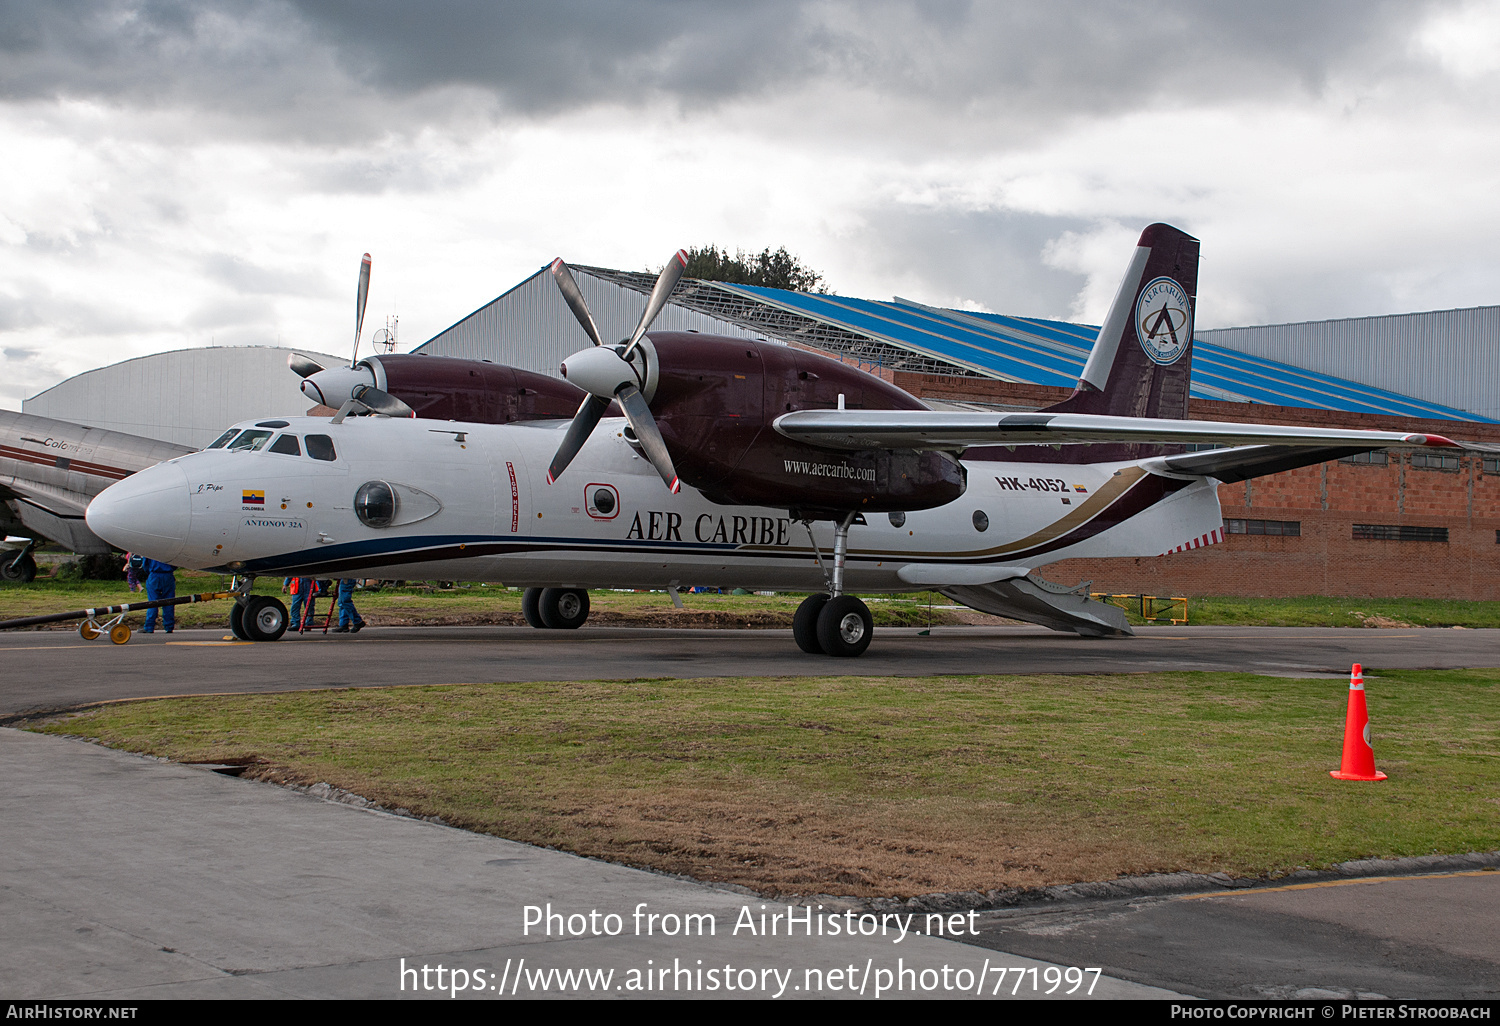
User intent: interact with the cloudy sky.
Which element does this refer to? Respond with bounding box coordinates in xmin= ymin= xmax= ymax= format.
xmin=3 ymin=0 xmax=1499 ymax=408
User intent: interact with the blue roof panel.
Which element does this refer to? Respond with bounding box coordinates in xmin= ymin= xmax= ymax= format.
xmin=722 ymin=284 xmax=1493 ymax=423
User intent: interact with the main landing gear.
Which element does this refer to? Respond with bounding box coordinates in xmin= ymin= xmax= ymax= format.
xmin=793 ymin=514 xmax=873 ymax=658
xmin=521 ymin=587 xmax=591 ymax=630
xmin=1 ymin=542 xmax=38 ymax=584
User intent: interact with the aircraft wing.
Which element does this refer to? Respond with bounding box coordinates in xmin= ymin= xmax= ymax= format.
xmin=771 ymin=410 xmax=1459 ymax=453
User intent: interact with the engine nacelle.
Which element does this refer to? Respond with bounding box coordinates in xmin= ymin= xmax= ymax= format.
xmin=649 ymin=333 xmax=966 ymax=515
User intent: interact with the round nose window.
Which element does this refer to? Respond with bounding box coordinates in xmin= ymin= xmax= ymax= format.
xmin=592 ymin=488 xmax=616 ymax=515
xmin=888 ymin=511 xmax=906 ymax=528
xmin=972 ymin=510 xmax=989 ymax=532
xmin=355 ymin=481 xmax=398 ymax=527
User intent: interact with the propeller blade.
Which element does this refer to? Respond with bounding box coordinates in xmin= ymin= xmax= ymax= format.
xmin=549 ymin=258 xmax=606 ymax=348
xmin=616 ymin=384 xmax=680 ymax=493
xmin=353 ymin=252 xmax=372 ymax=368
xmin=350 ymin=383 xmax=414 ymax=418
xmin=547 ymin=394 xmax=612 ymax=484
xmin=288 ymin=353 xmax=325 ymax=378
xmin=622 ymin=249 xmax=688 ymax=357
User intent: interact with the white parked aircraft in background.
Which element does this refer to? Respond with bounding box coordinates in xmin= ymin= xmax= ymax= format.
xmin=84 ymin=225 xmax=1459 ymax=654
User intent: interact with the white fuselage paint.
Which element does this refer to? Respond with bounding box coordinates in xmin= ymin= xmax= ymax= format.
xmin=87 ymin=415 xmax=1226 ymax=590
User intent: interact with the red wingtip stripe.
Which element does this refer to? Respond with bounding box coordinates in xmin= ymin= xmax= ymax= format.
xmin=1412 ymin=434 xmax=1459 ymax=447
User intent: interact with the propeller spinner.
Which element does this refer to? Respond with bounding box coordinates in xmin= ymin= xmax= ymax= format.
xmin=546 ymin=251 xmax=688 ymax=492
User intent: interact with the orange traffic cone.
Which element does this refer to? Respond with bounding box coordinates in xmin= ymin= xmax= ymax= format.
xmin=1330 ymin=663 xmax=1387 ymax=781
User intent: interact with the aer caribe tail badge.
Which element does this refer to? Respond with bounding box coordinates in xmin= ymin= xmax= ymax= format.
xmin=1135 ymin=276 xmax=1192 ymax=365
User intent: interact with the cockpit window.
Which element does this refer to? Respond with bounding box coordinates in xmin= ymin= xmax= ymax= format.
xmin=206 ymin=429 xmax=239 ymax=450
xmin=227 ymin=429 xmax=274 ymax=452
xmin=305 ymin=434 xmax=337 ymax=461
xmin=268 ymin=433 xmax=301 ymax=456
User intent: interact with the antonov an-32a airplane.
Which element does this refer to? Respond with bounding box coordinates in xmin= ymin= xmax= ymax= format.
xmin=84 ymin=224 xmax=1458 ymax=655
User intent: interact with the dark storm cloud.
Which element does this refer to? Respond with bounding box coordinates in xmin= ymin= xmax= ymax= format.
xmin=0 ymin=1 xmax=1445 ymax=137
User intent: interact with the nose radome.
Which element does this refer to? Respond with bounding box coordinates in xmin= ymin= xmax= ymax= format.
xmin=86 ymin=461 xmax=191 ymax=564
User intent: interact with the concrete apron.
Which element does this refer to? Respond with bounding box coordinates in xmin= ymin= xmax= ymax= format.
xmin=0 ymin=728 xmax=1178 ymax=1001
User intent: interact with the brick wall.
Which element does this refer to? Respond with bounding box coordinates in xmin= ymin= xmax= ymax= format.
xmin=893 ymin=372 xmax=1500 ymax=599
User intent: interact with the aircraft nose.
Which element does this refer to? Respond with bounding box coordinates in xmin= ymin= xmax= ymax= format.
xmin=86 ymin=461 xmax=191 ymax=564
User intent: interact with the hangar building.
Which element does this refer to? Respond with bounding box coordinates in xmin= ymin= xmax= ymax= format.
xmin=22 ymin=345 xmax=341 ymax=448
xmin=416 ymin=265 xmax=1500 ymax=601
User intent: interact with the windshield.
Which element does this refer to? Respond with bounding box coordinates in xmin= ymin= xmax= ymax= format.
xmin=206 ymin=428 xmax=239 ymax=450
xmin=226 ymin=429 xmax=274 ymax=452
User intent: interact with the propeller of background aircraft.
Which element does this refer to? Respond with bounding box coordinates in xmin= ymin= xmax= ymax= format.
xmin=285 ymin=252 xmax=410 ymax=417
xmin=352 ymin=252 xmax=371 ymax=368
xmin=546 ymin=251 xmax=688 ymax=492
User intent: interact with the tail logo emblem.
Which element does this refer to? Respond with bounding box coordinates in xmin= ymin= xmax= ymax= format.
xmin=1135 ymin=276 xmax=1192 ymax=366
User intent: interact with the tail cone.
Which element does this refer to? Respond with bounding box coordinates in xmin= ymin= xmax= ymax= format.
xmin=1330 ymin=663 xmax=1388 ymax=781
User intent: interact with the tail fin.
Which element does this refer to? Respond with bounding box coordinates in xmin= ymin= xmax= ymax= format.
xmin=1045 ymin=222 xmax=1199 ymax=420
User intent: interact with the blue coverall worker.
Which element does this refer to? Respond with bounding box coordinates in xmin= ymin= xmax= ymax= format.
xmin=333 ymin=579 xmax=365 ymax=633
xmin=141 ymin=559 xmax=177 ymax=633
xmin=289 ymin=577 xmax=315 ymax=630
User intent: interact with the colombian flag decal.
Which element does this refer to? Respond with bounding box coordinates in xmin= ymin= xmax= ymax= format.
xmin=242 ymin=490 xmax=265 ymax=505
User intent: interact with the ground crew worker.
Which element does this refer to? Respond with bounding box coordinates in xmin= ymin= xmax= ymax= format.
xmin=333 ymin=578 xmax=366 ymax=633
xmin=288 ymin=576 xmax=314 ymax=630
xmin=140 ymin=558 xmax=177 ymax=633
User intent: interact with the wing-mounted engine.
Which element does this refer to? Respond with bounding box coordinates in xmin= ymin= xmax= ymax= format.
xmin=293 ymin=353 xmax=586 ymax=424
xmin=647 ymin=332 xmax=965 ymax=515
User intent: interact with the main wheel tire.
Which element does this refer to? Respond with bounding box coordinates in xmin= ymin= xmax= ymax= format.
xmin=1 ymin=552 xmax=37 ymax=583
xmin=229 ymin=601 xmax=249 ymax=640
xmin=792 ymin=593 xmax=830 ymax=654
xmin=242 ymin=596 xmax=289 ymax=642
xmin=815 ymin=595 xmax=873 ymax=658
xmin=539 ymin=588 xmax=589 ymax=630
xmin=521 ymin=587 xmax=547 ymax=629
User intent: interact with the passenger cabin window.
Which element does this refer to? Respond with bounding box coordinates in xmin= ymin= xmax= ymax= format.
xmin=269 ymin=434 xmax=301 ymax=456
xmin=305 ymin=434 xmax=337 ymax=461
xmin=206 ymin=428 xmax=240 ymax=450
xmin=227 ymin=429 xmax=273 ymax=452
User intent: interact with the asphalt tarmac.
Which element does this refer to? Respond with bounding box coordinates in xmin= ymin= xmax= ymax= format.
xmin=4 ymin=623 xmax=1497 ymax=718
xmin=969 ymin=871 xmax=1500 ymax=999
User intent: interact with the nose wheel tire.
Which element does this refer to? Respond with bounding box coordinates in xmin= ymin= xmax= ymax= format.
xmin=229 ymin=601 xmax=249 ymax=640
xmin=793 ymin=593 xmax=830 ymax=654
xmin=242 ymin=596 xmax=289 ymax=642
xmin=521 ymin=587 xmax=546 ymax=629
xmin=538 ymin=588 xmax=590 ymax=629
xmin=815 ymin=595 xmax=873 ymax=658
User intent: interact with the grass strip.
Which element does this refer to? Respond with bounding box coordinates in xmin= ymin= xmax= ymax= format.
xmin=33 ymin=669 xmax=1500 ymax=897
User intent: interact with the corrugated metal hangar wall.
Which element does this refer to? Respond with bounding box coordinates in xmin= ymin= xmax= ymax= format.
xmin=23 ymin=346 xmax=340 ymax=448
xmin=415 ymin=265 xmax=764 ymax=373
xmin=1197 ymin=306 xmax=1500 ymax=421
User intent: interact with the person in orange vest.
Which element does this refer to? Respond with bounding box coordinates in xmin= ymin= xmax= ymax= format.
xmin=288 ymin=576 xmax=315 ymax=632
